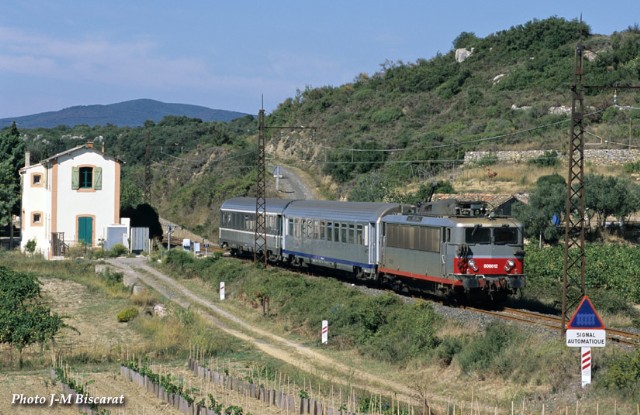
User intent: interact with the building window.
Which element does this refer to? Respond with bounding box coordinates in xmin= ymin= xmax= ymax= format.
xmin=72 ymin=166 xmax=102 ymax=190
xmin=31 ymin=211 xmax=43 ymax=227
xmin=80 ymin=167 xmax=93 ymax=188
xmin=31 ymin=173 xmax=43 ymax=187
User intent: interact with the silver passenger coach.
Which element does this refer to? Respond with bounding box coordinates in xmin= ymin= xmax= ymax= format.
xmin=219 ymin=197 xmax=295 ymax=260
xmin=282 ymin=200 xmax=401 ymax=277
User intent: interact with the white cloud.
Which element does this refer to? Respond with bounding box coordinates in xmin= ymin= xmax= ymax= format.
xmin=0 ymin=27 xmax=213 ymax=88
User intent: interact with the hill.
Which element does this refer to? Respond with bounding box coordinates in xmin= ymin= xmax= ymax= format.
xmin=265 ymin=18 xmax=640 ymax=200
xmin=11 ymin=17 xmax=640 ymax=239
xmin=0 ymin=98 xmax=249 ymax=128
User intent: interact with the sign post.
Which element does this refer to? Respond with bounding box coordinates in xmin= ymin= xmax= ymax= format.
xmin=220 ymin=282 xmax=225 ymax=301
xmin=321 ymin=320 xmax=328 ymax=344
xmin=565 ymin=296 xmax=605 ymax=388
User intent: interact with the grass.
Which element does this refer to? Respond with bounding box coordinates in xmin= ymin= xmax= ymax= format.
xmin=156 ymin=253 xmax=640 ymax=412
xmin=3 ymin=249 xmax=640 ymax=413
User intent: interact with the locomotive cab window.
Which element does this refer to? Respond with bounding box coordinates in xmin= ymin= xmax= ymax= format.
xmin=494 ymin=227 xmax=518 ymax=245
xmin=465 ymin=226 xmax=490 ymax=244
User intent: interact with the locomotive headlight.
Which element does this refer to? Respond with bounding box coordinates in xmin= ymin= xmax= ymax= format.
xmin=504 ymin=259 xmax=515 ymax=272
xmin=468 ymin=259 xmax=479 ymax=272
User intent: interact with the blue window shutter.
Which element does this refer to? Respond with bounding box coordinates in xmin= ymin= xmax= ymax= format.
xmin=93 ymin=167 xmax=102 ymax=190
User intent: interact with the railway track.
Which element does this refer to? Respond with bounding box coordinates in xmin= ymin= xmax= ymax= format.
xmin=466 ymin=306 xmax=640 ymax=346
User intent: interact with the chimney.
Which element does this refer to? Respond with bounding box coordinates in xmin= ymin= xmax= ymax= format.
xmin=25 ymin=151 xmax=30 ymax=168
xmin=86 ymin=141 xmax=94 ymax=149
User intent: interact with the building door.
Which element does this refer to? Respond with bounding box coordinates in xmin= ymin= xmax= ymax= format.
xmin=78 ymin=217 xmax=93 ymax=245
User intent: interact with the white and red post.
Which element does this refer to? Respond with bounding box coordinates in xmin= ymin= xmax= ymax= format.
xmin=581 ymin=347 xmax=591 ymax=388
xmin=321 ymin=320 xmax=328 ymax=344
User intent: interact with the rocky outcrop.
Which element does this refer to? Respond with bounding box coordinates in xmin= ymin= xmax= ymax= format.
xmin=455 ymin=48 xmax=474 ymax=63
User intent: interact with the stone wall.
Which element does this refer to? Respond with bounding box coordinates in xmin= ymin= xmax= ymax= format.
xmin=464 ymin=149 xmax=640 ymax=165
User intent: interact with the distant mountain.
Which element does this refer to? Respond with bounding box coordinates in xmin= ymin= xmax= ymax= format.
xmin=0 ymin=99 xmax=249 ymax=128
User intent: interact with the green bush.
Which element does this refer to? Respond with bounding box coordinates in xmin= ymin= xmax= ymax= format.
xmin=457 ymin=322 xmax=520 ymax=373
xmin=475 ymin=154 xmax=499 ymax=167
xmin=101 ymin=269 xmax=123 ymax=286
xmin=25 ymin=239 xmax=37 ymax=255
xmin=116 ymin=306 xmax=139 ymax=322
xmin=599 ymin=349 xmax=640 ymax=399
xmin=435 ymin=336 xmax=464 ymax=366
xmin=623 ymin=160 xmax=640 ymax=173
xmin=528 ymin=150 xmax=559 ymax=167
xmin=108 ymin=243 xmax=129 ymax=257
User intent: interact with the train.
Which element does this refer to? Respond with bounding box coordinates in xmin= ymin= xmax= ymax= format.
xmin=218 ymin=197 xmax=525 ymax=300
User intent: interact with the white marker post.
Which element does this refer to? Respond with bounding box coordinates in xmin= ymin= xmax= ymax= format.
xmin=220 ymin=282 xmax=225 ymax=300
xmin=321 ymin=320 xmax=328 ymax=344
xmin=581 ymin=347 xmax=592 ymax=388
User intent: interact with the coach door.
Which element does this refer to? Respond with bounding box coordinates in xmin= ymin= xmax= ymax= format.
xmin=441 ymin=227 xmax=453 ymax=276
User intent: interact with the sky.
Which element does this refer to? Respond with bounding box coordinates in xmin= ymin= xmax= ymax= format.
xmin=1 ymin=1 xmax=639 ymax=118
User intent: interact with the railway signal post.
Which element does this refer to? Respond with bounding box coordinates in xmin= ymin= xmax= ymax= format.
xmin=565 ymin=296 xmax=606 ymax=388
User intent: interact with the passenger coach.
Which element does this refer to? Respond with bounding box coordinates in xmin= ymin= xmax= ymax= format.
xmin=219 ymin=197 xmax=295 ymax=260
xmin=281 ymin=200 xmax=402 ymax=278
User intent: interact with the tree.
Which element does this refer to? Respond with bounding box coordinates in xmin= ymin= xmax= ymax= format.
xmin=584 ymin=174 xmax=625 ymax=230
xmin=0 ymin=122 xmax=25 ymax=247
xmin=0 ymin=266 xmax=65 ymax=367
xmin=513 ymin=174 xmax=566 ymax=243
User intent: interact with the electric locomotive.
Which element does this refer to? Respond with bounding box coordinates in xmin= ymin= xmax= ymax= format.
xmin=379 ymin=199 xmax=525 ymax=300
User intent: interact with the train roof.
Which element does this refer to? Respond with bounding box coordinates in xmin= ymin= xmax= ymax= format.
xmin=382 ymin=214 xmax=522 ymax=227
xmin=283 ymin=200 xmax=402 ymax=223
xmin=220 ymin=197 xmax=297 ymax=214
xmin=382 ymin=214 xmax=453 ymax=227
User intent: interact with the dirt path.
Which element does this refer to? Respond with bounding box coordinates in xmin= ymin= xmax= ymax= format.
xmin=269 ymin=163 xmax=323 ymax=200
xmin=105 ymin=257 xmax=418 ymax=404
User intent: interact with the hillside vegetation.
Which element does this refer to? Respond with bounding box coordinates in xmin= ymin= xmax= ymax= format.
xmin=9 ymin=17 xmax=640 ymax=237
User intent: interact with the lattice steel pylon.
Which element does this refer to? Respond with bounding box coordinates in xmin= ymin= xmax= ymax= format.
xmin=254 ymin=108 xmax=267 ymax=265
xmin=561 ymin=44 xmax=587 ymax=332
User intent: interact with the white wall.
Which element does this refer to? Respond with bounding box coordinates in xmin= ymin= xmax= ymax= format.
xmin=56 ymin=148 xmax=118 ymax=246
xmin=20 ymin=164 xmax=50 ymax=258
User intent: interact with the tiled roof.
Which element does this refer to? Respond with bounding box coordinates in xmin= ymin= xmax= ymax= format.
xmin=432 ymin=192 xmax=529 ymax=209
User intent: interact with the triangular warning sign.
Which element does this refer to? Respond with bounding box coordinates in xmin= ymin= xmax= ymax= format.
xmin=567 ymin=296 xmax=605 ymax=329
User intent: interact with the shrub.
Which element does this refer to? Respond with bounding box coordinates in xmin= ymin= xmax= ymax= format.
xmin=435 ymin=336 xmax=464 ymax=366
xmin=108 ymin=243 xmax=129 ymax=257
xmin=25 ymin=239 xmax=37 ymax=255
xmin=457 ymin=322 xmax=520 ymax=373
xmin=117 ymin=307 xmax=139 ymax=322
xmin=599 ymin=349 xmax=640 ymax=399
xmin=475 ymin=154 xmax=499 ymax=167
xmin=528 ymin=150 xmax=559 ymax=167
xmin=101 ymin=269 xmax=123 ymax=286
xmin=623 ymin=160 xmax=640 ymax=173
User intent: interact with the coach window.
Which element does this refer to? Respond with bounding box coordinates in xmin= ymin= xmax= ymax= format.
xmin=355 ymin=225 xmax=363 ymax=245
xmin=288 ymin=218 xmax=294 ymax=236
xmin=348 ymin=224 xmax=355 ymax=244
xmin=292 ymin=218 xmax=299 ymax=238
xmin=320 ymin=221 xmax=325 ymax=239
xmin=326 ymin=223 xmax=333 ymax=241
xmin=266 ymin=215 xmax=275 ymax=234
xmin=339 ymin=223 xmax=346 ymax=243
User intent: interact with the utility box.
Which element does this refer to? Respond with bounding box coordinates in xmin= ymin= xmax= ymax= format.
xmin=130 ymin=227 xmax=150 ymax=254
xmin=105 ymin=225 xmax=128 ymax=250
